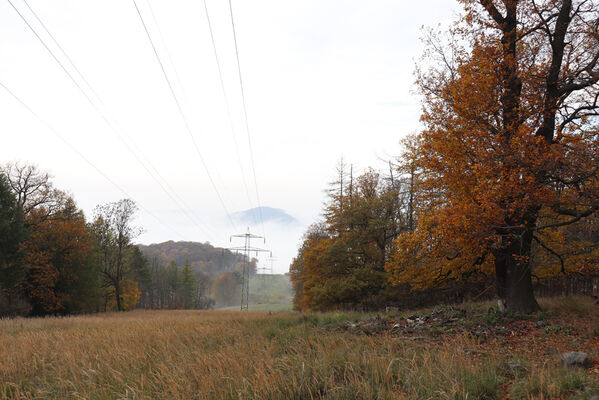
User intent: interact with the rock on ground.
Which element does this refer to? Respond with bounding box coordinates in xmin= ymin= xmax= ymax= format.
xmin=559 ymin=351 xmax=592 ymax=368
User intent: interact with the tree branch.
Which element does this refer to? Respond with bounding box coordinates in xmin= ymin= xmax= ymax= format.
xmin=533 ymin=235 xmax=566 ymax=274
xmin=480 ymin=0 xmax=506 ymax=25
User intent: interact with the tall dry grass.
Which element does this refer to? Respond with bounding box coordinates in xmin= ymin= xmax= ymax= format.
xmin=0 ymin=300 xmax=597 ymax=399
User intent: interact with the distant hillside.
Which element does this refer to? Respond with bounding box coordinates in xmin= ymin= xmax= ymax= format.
xmin=231 ymin=207 xmax=299 ymax=226
xmin=137 ymin=240 xmax=256 ymax=277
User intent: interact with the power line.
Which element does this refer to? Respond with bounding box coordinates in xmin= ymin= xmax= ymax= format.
xmin=139 ymin=0 xmax=231 ymax=239
xmin=0 ymin=81 xmax=186 ymax=240
xmin=8 ymin=0 xmax=217 ymax=241
xmin=227 ymin=0 xmax=266 ymax=237
xmin=20 ymin=0 xmax=103 ymax=105
xmin=145 ymin=0 xmax=253 ymax=231
xmin=9 ymin=0 xmax=215 ymax=239
xmin=202 ymin=0 xmax=259 ymax=227
xmin=143 ymin=0 xmax=188 ymax=103
xmin=7 ymin=0 xmax=92 ymax=106
xmin=131 ymin=0 xmax=238 ymax=231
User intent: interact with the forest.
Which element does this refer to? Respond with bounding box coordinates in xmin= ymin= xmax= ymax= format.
xmin=3 ymin=0 xmax=599 ymax=398
xmin=291 ymin=0 xmax=599 ymax=314
xmin=0 ymin=163 xmax=262 ymax=316
xmin=138 ymin=240 xmax=259 ymax=309
xmin=2 ymin=0 xmax=599 ymax=319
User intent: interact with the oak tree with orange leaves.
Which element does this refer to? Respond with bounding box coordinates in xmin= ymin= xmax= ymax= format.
xmin=386 ymin=0 xmax=599 ymax=312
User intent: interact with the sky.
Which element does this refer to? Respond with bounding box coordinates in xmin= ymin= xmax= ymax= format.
xmin=0 ymin=0 xmax=458 ymax=273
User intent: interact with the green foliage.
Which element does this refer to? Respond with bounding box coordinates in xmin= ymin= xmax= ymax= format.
xmin=180 ymin=259 xmax=197 ymax=309
xmin=544 ymin=324 xmax=573 ymax=335
xmin=65 ymin=238 xmax=103 ymax=313
xmin=0 ymin=173 xmax=27 ymax=295
xmin=290 ymin=164 xmax=414 ymax=311
xmin=138 ymin=241 xmax=261 ymax=309
xmin=0 ymin=165 xmax=153 ymax=316
xmin=90 ymin=199 xmax=144 ymax=312
xmin=509 ymin=368 xmax=590 ymax=399
xmin=534 ymin=311 xmax=549 ymax=321
xmin=429 ymin=327 xmax=441 ymax=336
xmin=166 ymin=260 xmax=180 ymax=298
xmin=129 ymin=246 xmax=150 ymax=286
xmin=482 ymin=309 xmax=501 ymax=326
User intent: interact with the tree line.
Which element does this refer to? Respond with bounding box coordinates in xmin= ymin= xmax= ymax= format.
xmin=291 ymin=0 xmax=599 ymax=313
xmin=137 ymin=241 xmax=258 ymax=309
xmin=0 ymin=163 xmax=256 ymax=316
xmin=0 ymin=163 xmax=141 ymax=315
xmin=290 ymin=161 xmax=416 ymax=311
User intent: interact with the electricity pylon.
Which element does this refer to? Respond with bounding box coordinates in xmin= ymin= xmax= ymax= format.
xmin=258 ymin=256 xmax=277 ymax=275
xmin=230 ymin=228 xmax=271 ymax=311
xmin=257 ymin=256 xmax=277 ymax=293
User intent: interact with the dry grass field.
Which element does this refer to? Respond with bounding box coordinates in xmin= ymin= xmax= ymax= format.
xmin=1 ymin=297 xmax=599 ymax=399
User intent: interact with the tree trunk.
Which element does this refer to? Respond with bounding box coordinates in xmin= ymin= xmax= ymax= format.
xmin=494 ymin=229 xmax=540 ymax=313
xmin=504 ymin=259 xmax=539 ymax=313
xmin=115 ymin=282 xmax=123 ymax=311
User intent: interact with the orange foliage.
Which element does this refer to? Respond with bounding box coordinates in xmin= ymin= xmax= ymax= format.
xmin=22 ymin=199 xmax=92 ymax=314
xmin=386 ymin=0 xmax=599 ymax=312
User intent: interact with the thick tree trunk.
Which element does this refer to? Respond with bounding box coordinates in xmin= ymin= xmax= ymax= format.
xmin=494 ymin=229 xmax=540 ymax=313
xmin=503 ymin=259 xmax=539 ymax=313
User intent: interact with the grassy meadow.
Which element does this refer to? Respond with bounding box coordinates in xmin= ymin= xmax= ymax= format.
xmin=1 ymin=297 xmax=598 ymax=399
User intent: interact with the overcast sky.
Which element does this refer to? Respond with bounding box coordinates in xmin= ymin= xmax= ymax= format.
xmin=0 ymin=0 xmax=458 ymax=273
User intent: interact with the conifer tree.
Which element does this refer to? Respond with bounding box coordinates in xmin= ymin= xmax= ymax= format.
xmin=181 ymin=259 xmax=197 ymax=309
xmin=0 ymin=173 xmax=26 ymax=308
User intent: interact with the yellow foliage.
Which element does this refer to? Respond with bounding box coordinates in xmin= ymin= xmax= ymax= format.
xmin=106 ymin=279 xmax=141 ymax=311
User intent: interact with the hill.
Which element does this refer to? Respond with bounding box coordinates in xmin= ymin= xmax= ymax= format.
xmin=137 ymin=240 xmax=256 ymax=277
xmin=231 ymin=206 xmax=299 ymax=226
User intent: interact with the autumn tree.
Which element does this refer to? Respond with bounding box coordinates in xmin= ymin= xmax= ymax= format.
xmin=1 ymin=164 xmax=106 ymax=315
xmin=22 ymin=198 xmax=94 ymax=315
xmin=289 ymin=223 xmax=327 ymax=311
xmin=91 ymin=199 xmax=143 ymax=311
xmin=290 ymin=167 xmax=411 ymax=310
xmin=107 ymin=245 xmax=149 ymax=311
xmin=386 ymin=0 xmax=599 ymax=312
xmin=105 ymin=278 xmax=141 ymax=311
xmin=1 ymin=162 xmax=64 ymax=308
xmin=2 ymin=163 xmax=67 ymax=222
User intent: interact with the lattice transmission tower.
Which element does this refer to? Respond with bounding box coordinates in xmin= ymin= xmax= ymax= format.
xmin=229 ymin=228 xmax=270 ymax=310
